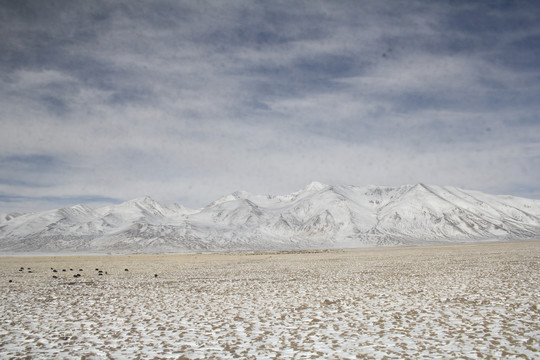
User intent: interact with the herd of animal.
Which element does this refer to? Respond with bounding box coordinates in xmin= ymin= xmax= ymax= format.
xmin=8 ymin=266 xmax=159 ymax=283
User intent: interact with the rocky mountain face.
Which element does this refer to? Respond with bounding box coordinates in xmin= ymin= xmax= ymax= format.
xmin=1 ymin=183 xmax=540 ymax=254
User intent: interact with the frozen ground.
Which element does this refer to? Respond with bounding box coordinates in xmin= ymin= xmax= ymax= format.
xmin=1 ymin=241 xmax=539 ymax=359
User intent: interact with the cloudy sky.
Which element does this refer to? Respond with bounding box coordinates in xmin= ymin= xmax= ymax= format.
xmin=1 ymin=0 xmax=539 ymax=213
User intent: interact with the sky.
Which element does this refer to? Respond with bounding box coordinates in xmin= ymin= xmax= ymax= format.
xmin=1 ymin=0 xmax=540 ymax=213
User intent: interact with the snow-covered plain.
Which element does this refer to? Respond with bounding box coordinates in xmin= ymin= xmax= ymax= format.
xmin=1 ymin=241 xmax=539 ymax=359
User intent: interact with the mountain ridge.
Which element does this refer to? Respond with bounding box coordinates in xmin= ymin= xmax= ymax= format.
xmin=1 ymin=183 xmax=540 ymax=254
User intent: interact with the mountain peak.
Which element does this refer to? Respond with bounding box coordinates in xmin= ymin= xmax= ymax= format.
xmin=130 ymin=195 xmax=155 ymax=203
xmin=121 ymin=196 xmax=162 ymax=209
xmin=232 ymin=190 xmax=251 ymax=199
xmin=302 ymin=181 xmax=328 ymax=192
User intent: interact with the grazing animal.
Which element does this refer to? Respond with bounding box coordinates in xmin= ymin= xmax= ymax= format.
xmin=9 ymin=280 xmax=12 ymax=283
xmin=154 ymin=274 xmax=158 ymax=278
xmin=62 ymin=269 xmax=66 ymax=272
xmin=124 ymin=268 xmax=129 ymax=272
xmin=79 ymin=269 xmax=83 ymax=271
xmin=52 ymin=276 xmax=58 ymax=279
xmin=53 ymin=269 xmax=57 ymax=273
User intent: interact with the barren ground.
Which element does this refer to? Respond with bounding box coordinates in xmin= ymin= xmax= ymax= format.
xmin=1 ymin=241 xmax=539 ymax=359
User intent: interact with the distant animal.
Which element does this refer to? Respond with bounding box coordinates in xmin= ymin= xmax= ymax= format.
xmin=79 ymin=269 xmax=83 ymax=271
xmin=53 ymin=269 xmax=57 ymax=273
xmin=124 ymin=269 xmax=129 ymax=272
xmin=9 ymin=280 xmax=12 ymax=283
xmin=52 ymin=276 xmax=58 ymax=279
xmin=154 ymin=274 xmax=158 ymax=278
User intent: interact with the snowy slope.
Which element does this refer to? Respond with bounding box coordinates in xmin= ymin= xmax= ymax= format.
xmin=1 ymin=183 xmax=539 ymax=253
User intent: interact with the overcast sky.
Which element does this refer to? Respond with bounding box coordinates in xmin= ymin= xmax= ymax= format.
xmin=1 ymin=0 xmax=540 ymax=213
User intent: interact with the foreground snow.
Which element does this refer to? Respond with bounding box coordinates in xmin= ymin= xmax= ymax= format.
xmin=1 ymin=241 xmax=539 ymax=359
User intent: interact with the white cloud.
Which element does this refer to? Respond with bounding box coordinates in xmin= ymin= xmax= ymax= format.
xmin=1 ymin=1 xmax=539 ymax=213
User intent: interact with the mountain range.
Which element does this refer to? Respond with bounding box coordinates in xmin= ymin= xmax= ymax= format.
xmin=1 ymin=182 xmax=540 ymax=254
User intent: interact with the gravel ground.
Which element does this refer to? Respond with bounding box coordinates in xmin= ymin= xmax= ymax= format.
xmin=1 ymin=241 xmax=539 ymax=359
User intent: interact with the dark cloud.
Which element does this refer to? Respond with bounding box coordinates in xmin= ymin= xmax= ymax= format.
xmin=0 ymin=154 xmax=62 ymax=172
xmin=0 ymin=194 xmax=119 ymax=207
xmin=0 ymin=154 xmax=75 ymax=192
xmin=0 ymin=178 xmax=46 ymax=188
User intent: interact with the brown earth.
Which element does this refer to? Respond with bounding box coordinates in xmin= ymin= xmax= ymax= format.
xmin=1 ymin=241 xmax=539 ymax=359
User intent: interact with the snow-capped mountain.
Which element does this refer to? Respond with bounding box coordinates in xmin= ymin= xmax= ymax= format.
xmin=1 ymin=183 xmax=540 ymax=254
